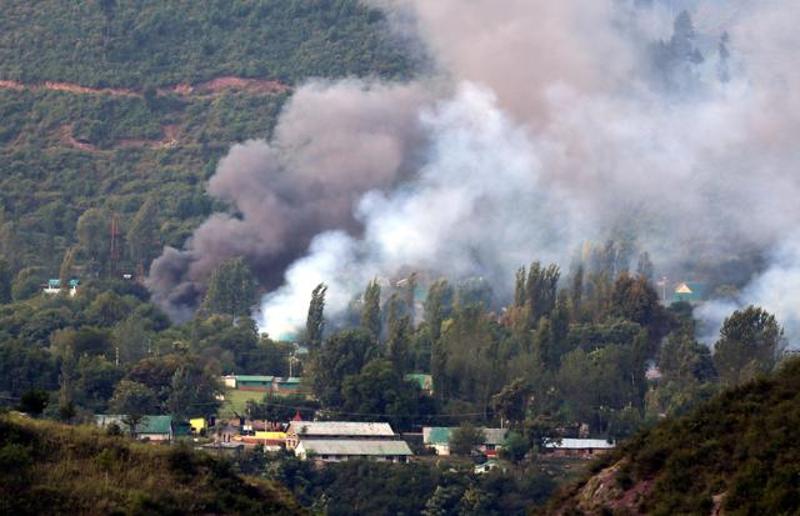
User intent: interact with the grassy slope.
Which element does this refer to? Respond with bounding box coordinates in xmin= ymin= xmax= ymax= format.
xmin=548 ymin=358 xmax=800 ymax=515
xmin=0 ymin=414 xmax=304 ymax=515
xmin=219 ymin=389 xmax=262 ymax=419
xmin=0 ymin=0 xmax=412 ymax=277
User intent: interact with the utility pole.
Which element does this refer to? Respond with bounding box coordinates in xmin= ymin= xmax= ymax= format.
xmin=109 ymin=212 xmax=121 ymax=277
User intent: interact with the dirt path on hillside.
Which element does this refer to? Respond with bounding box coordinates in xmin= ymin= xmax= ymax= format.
xmin=2 ymin=76 xmax=289 ymax=153
xmin=0 ymin=76 xmax=289 ymax=99
xmin=59 ymin=123 xmax=183 ymax=153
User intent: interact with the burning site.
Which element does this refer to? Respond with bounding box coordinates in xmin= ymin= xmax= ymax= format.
xmin=149 ymin=0 xmax=800 ymax=344
xmin=3 ymin=1 xmax=800 ymax=513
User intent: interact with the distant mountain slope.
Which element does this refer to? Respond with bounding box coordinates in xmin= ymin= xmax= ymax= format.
xmin=0 ymin=0 xmax=411 ymax=87
xmin=0 ymin=0 xmax=413 ymax=283
xmin=0 ymin=414 xmax=304 ymax=515
xmin=548 ymin=358 xmax=800 ymax=515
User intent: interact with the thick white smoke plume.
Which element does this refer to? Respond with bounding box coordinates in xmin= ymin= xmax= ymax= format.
xmin=149 ymin=0 xmax=800 ymax=345
xmin=261 ymin=84 xmax=576 ymax=337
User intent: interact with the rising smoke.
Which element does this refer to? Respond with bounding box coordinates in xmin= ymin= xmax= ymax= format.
xmin=148 ymin=0 xmax=800 ymax=345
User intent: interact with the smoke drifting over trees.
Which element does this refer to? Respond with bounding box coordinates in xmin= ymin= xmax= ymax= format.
xmin=148 ymin=0 xmax=800 ymax=344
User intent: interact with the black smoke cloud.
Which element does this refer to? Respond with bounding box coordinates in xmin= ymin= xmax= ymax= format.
xmin=150 ymin=0 xmax=800 ymax=347
xmin=147 ymin=80 xmax=434 ymax=320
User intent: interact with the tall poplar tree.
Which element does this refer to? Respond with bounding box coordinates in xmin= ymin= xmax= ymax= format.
xmin=127 ymin=197 xmax=160 ymax=270
xmin=361 ymin=279 xmax=382 ymax=342
xmin=387 ymin=294 xmax=411 ymax=374
xmin=424 ymin=279 xmax=453 ymax=343
xmin=306 ymin=283 xmax=327 ymax=349
xmin=202 ymin=257 xmax=257 ymax=318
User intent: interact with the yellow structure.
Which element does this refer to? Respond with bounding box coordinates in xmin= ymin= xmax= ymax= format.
xmin=254 ymin=431 xmax=286 ymax=442
xmin=190 ymin=417 xmax=207 ymax=434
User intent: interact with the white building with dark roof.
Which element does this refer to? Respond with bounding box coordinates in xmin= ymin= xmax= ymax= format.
xmin=294 ymin=439 xmax=413 ymax=463
xmin=286 ymin=421 xmax=396 ymax=449
xmin=287 ymin=421 xmax=413 ymax=462
xmin=543 ymin=438 xmax=615 ymax=457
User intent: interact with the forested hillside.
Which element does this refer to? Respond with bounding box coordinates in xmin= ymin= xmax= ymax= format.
xmin=548 ymin=358 xmax=800 ymax=515
xmin=2 ymin=2 xmax=795 ymax=514
xmin=0 ymin=413 xmax=303 ymax=514
xmin=0 ymin=0 xmax=412 ymax=285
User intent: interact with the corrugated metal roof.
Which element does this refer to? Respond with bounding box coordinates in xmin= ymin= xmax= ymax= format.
xmin=423 ymin=426 xmax=452 ymax=444
xmin=235 ymin=375 xmax=274 ymax=382
xmin=138 ymin=415 xmax=173 ymax=434
xmin=544 ymin=438 xmax=615 ymax=449
xmin=297 ymin=439 xmax=413 ymax=456
xmin=288 ymin=421 xmax=396 ymax=437
xmin=95 ymin=414 xmax=172 ymax=435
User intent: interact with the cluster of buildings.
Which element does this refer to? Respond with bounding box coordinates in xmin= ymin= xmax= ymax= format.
xmin=42 ymin=278 xmax=80 ymax=296
xmin=422 ymin=426 xmax=508 ymax=457
xmin=222 ymin=374 xmax=303 ymax=395
xmin=95 ymin=411 xmax=615 ymax=464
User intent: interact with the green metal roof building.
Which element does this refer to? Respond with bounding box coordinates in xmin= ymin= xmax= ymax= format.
xmin=235 ymin=375 xmax=274 ymax=390
xmin=405 ymin=373 xmax=433 ymax=393
xmin=95 ymin=414 xmax=174 ymax=441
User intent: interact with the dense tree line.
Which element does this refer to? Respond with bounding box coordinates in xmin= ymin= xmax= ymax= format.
xmin=0 ymin=0 xmax=412 ymax=88
xmin=0 ymin=265 xmax=295 ymax=424
xmin=300 ymin=244 xmax=788 ymax=454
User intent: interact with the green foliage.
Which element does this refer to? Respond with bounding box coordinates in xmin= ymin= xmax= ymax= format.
xmin=524 ymin=262 xmax=561 ymax=326
xmin=501 ymin=431 xmax=530 ymax=463
xmin=0 ymin=0 xmax=412 ymax=88
xmin=386 ymin=294 xmax=412 ymax=374
xmin=610 ymin=273 xmax=661 ymax=329
xmin=340 ymin=359 xmax=421 ymax=429
xmin=659 ymin=325 xmax=716 ymax=383
xmin=492 ymin=378 xmax=531 ymax=426
xmin=0 ymin=258 xmax=12 ymax=304
xmin=265 ymin=455 xmax=557 ymax=514
xmin=449 ymin=422 xmax=486 ymax=456
xmin=77 ymin=207 xmax=111 ymax=273
xmin=246 ymin=393 xmax=319 ymax=422
xmin=166 ymin=362 xmax=222 ymax=420
xmin=436 ymin=303 xmax=503 ymax=411
xmin=0 ymin=340 xmax=58 ymax=396
xmin=18 ymin=388 xmax=50 ymax=416
xmin=109 ymin=379 xmax=158 ymax=432
xmin=619 ymin=358 xmax=800 ymax=514
xmin=424 ymin=278 xmax=453 ymax=343
xmin=305 ymin=282 xmax=327 ymax=349
xmin=0 ymin=414 xmax=302 ymax=515
xmin=0 ymin=0 xmax=411 ymax=281
xmin=202 ymin=257 xmax=257 ymax=318
xmin=74 ymin=355 xmax=123 ymax=412
xmin=127 ymin=196 xmax=160 ymax=268
xmin=361 ymin=278 xmax=382 ymax=342
xmin=713 ymin=305 xmax=785 ymax=387
xmin=309 ymin=328 xmax=378 ymax=408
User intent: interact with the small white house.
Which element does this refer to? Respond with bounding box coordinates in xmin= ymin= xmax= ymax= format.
xmin=543 ymin=438 xmax=615 ymax=457
xmin=43 ymin=278 xmax=79 ymax=297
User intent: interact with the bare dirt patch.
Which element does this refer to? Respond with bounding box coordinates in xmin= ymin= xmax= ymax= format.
xmin=0 ymin=77 xmax=289 ymax=99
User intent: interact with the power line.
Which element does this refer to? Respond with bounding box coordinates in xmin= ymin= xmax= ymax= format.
xmin=201 ymin=398 xmax=490 ymax=420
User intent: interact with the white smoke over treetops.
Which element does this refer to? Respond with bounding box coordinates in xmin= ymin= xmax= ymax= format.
xmin=148 ymin=0 xmax=800 ymax=345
